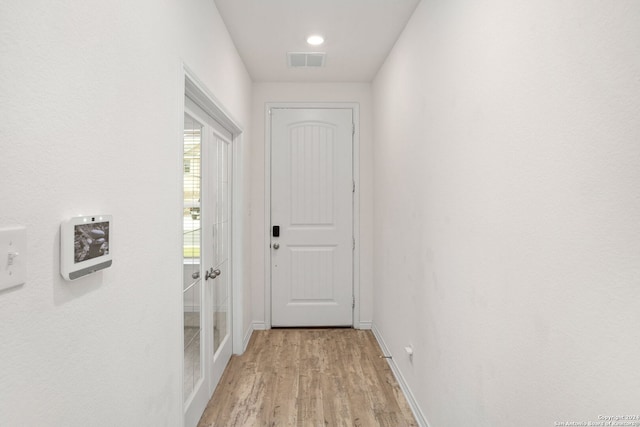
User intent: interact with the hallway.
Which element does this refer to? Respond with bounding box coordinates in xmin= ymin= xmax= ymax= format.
xmin=198 ymin=329 xmax=417 ymax=426
xmin=2 ymin=0 xmax=640 ymax=426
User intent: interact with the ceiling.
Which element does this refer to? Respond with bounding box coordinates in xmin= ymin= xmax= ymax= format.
xmin=214 ymin=0 xmax=421 ymax=82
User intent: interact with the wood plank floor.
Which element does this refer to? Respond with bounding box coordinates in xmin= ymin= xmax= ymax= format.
xmin=197 ymin=329 xmax=417 ymax=427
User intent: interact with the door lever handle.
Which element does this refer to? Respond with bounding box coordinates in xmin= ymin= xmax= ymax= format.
xmin=205 ymin=267 xmax=220 ymax=280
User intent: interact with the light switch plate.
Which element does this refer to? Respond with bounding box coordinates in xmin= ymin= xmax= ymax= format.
xmin=0 ymin=226 xmax=27 ymax=291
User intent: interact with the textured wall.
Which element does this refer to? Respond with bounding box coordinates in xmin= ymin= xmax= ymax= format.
xmin=0 ymin=0 xmax=251 ymax=425
xmin=250 ymin=83 xmax=373 ymax=327
xmin=372 ymin=0 xmax=640 ymax=425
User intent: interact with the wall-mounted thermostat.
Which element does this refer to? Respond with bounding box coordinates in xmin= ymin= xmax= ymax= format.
xmin=60 ymin=215 xmax=113 ymax=280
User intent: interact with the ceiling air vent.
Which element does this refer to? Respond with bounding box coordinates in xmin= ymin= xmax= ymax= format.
xmin=287 ymin=52 xmax=326 ymax=68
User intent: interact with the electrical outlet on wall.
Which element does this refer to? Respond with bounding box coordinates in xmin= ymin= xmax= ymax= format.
xmin=404 ymin=344 xmax=414 ymax=362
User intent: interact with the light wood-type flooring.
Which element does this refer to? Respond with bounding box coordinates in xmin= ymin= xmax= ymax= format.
xmin=198 ymin=328 xmax=417 ymax=427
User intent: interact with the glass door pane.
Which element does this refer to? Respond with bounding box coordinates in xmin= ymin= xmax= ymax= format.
xmin=213 ymin=137 xmax=231 ymax=355
xmin=183 ymin=113 xmax=203 ymax=402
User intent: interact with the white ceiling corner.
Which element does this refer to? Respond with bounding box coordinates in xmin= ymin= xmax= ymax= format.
xmin=213 ymin=0 xmax=421 ymax=83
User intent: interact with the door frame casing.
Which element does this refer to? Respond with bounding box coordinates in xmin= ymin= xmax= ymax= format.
xmin=179 ymin=63 xmax=245 ymax=427
xmin=264 ymin=102 xmax=361 ymax=329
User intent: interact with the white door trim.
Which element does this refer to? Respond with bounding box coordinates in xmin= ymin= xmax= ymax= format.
xmin=181 ymin=65 xmax=244 ymax=356
xmin=179 ymin=63 xmax=245 ymax=427
xmin=264 ymin=102 xmax=361 ymax=329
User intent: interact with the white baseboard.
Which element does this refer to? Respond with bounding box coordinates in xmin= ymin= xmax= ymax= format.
xmin=358 ymin=321 xmax=372 ymax=330
xmin=242 ymin=325 xmax=253 ymax=353
xmin=242 ymin=322 xmax=268 ymax=352
xmin=242 ymin=322 xmax=265 ymax=353
xmin=238 ymin=323 xmax=267 ymax=355
xmin=252 ymin=321 xmax=267 ymax=330
xmin=371 ymin=323 xmax=430 ymax=427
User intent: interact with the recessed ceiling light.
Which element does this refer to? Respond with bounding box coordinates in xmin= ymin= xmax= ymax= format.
xmin=306 ymin=35 xmax=324 ymax=46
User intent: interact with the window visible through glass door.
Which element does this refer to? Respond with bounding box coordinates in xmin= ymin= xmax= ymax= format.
xmin=183 ymin=113 xmax=203 ymax=402
xmin=182 ymin=96 xmax=234 ymax=425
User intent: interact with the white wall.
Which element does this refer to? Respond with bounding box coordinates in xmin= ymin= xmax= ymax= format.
xmin=0 ymin=1 xmax=252 ymax=426
xmin=250 ymin=83 xmax=373 ymax=327
xmin=372 ymin=1 xmax=640 ymax=426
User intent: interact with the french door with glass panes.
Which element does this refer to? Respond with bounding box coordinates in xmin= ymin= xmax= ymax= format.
xmin=183 ymin=98 xmax=232 ymax=427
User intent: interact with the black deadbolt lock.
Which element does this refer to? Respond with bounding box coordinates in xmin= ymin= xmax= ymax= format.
xmin=272 ymin=225 xmax=280 ymax=237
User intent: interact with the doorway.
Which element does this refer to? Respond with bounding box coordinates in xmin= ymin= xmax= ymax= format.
xmin=182 ymin=74 xmax=240 ymax=427
xmin=268 ymin=106 xmax=358 ymax=327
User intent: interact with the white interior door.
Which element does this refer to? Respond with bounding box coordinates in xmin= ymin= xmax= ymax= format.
xmin=183 ymin=97 xmax=233 ymax=427
xmin=183 ymin=111 xmax=206 ymax=425
xmin=205 ymin=126 xmax=232 ymax=392
xmin=270 ymin=108 xmax=354 ymax=327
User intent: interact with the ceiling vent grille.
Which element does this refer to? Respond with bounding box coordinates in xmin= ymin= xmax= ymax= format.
xmin=287 ymin=52 xmax=326 ymax=68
